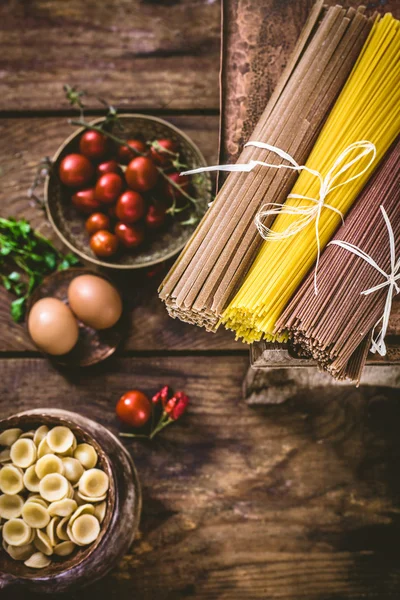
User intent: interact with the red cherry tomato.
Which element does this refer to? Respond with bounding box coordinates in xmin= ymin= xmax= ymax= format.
xmin=116 ymin=390 xmax=151 ymax=428
xmin=71 ymin=188 xmax=101 ymax=214
xmin=146 ymin=204 xmax=166 ymax=230
xmin=85 ymin=213 xmax=111 ymax=235
xmin=59 ymin=154 xmax=94 ymax=188
xmin=90 ymin=230 xmax=119 ymax=257
xmin=115 ymin=191 xmax=145 ymax=224
xmin=125 ymin=157 xmax=158 ymax=192
xmin=96 ymin=160 xmax=122 ymax=178
xmin=164 ymin=172 xmax=190 ymax=203
xmin=79 ymin=130 xmax=108 ymax=161
xmin=150 ymin=139 xmax=179 ymax=166
xmin=95 ymin=173 xmax=124 ymax=204
xmin=115 ymin=222 xmax=145 ymax=248
xmin=117 ymin=140 xmax=147 ymax=164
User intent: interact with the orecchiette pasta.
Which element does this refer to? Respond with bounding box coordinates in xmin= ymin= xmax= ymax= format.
xmin=0 ymin=423 xmax=109 ymax=570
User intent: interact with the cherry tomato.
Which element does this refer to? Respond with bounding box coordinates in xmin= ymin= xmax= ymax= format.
xmin=150 ymin=139 xmax=179 ymax=166
xmin=115 ymin=190 xmax=145 ymax=224
xmin=96 ymin=159 xmax=122 ymax=178
xmin=117 ymin=140 xmax=147 ymax=164
xmin=90 ymin=230 xmax=119 ymax=257
xmin=116 ymin=390 xmax=151 ymax=427
xmin=163 ymin=172 xmax=190 ymax=203
xmin=71 ymin=188 xmax=101 ymax=214
xmin=79 ymin=130 xmax=108 ymax=161
xmin=146 ymin=204 xmax=166 ymax=230
xmin=59 ymin=154 xmax=94 ymax=188
xmin=85 ymin=212 xmax=111 ymax=235
xmin=95 ymin=173 xmax=124 ymax=204
xmin=125 ymin=157 xmax=158 ymax=192
xmin=115 ymin=222 xmax=145 ymax=248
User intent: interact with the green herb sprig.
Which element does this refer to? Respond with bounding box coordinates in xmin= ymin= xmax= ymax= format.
xmin=0 ymin=218 xmax=79 ymax=322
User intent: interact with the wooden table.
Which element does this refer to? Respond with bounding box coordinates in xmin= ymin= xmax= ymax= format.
xmin=1 ymin=1 xmax=400 ymax=598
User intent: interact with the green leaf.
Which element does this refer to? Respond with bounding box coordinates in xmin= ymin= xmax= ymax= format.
xmin=44 ymin=252 xmax=57 ymax=270
xmin=8 ymin=271 xmax=20 ymax=282
xmin=10 ymin=297 xmax=26 ymax=322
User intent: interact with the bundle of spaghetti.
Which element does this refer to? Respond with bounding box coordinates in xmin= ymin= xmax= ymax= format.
xmin=222 ymin=13 xmax=400 ymax=343
xmin=159 ymin=3 xmax=374 ymax=331
xmin=276 ymin=138 xmax=400 ymax=381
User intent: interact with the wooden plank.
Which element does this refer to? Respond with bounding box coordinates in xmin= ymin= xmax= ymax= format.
xmin=1 ymin=356 xmax=400 ymax=599
xmin=0 ymin=115 xmax=242 ymax=351
xmin=0 ymin=0 xmax=220 ymax=112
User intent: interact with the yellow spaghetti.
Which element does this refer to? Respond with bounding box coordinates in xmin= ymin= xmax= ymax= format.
xmin=221 ymin=13 xmax=400 ymax=343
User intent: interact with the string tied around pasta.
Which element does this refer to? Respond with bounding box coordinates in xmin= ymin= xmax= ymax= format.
xmin=329 ymin=206 xmax=400 ymax=357
xmin=182 ymin=140 xmax=376 ymax=294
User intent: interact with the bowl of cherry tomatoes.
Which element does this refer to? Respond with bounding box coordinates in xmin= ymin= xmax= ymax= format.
xmin=44 ymin=115 xmax=212 ymax=269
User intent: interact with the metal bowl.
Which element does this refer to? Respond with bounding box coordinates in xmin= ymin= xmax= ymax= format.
xmin=0 ymin=409 xmax=141 ymax=593
xmin=44 ymin=114 xmax=212 ymax=269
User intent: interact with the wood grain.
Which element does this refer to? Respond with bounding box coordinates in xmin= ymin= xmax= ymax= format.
xmin=1 ymin=356 xmax=400 ymax=599
xmin=0 ymin=115 xmax=240 ymax=351
xmin=0 ymin=0 xmax=220 ymax=112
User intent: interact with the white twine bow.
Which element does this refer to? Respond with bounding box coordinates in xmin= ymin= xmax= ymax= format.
xmin=329 ymin=206 xmax=399 ymax=357
xmin=182 ymin=140 xmax=376 ymax=294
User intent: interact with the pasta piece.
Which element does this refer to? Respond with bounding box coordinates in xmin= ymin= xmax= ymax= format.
xmin=71 ymin=514 xmax=100 ymax=546
xmin=19 ymin=430 xmax=35 ymax=440
xmin=56 ymin=516 xmax=70 ymax=541
xmin=0 ymin=494 xmax=24 ymax=519
xmin=48 ymin=499 xmax=77 ymax=518
xmin=94 ymin=501 xmax=107 ymax=524
xmin=0 ymin=429 xmax=22 ymax=447
xmin=78 ymin=469 xmax=109 ymax=498
xmin=26 ymin=495 xmax=48 ymax=508
xmin=24 ymin=551 xmax=51 ymax=569
xmin=77 ymin=492 xmax=107 ymax=503
xmin=37 ymin=437 xmax=52 ymax=459
xmin=0 ymin=449 xmax=11 ymax=464
xmin=0 ymin=465 xmax=24 ymax=495
xmin=74 ymin=444 xmax=97 ymax=469
xmin=67 ymin=482 xmax=75 ymax=499
xmin=5 ymin=542 xmax=35 ymax=561
xmin=33 ymin=426 xmax=49 ymax=447
xmin=54 ymin=541 xmax=76 ymax=556
xmin=47 ymin=427 xmax=75 ymax=454
xmin=34 ymin=530 xmax=53 ymax=556
xmin=22 ymin=501 xmax=50 ymax=529
xmin=10 ymin=439 xmax=37 ymax=469
xmin=69 ymin=504 xmax=95 ymax=526
xmin=2 ymin=518 xmax=32 ymax=546
xmin=35 ymin=454 xmax=64 ymax=479
xmin=23 ymin=465 xmax=41 ymax=492
xmin=62 ymin=457 xmax=84 ymax=484
xmin=46 ymin=516 xmax=60 ymax=546
xmin=39 ymin=474 xmax=69 ymax=502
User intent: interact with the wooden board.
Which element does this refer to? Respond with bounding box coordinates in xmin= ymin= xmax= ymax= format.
xmin=1 ymin=356 xmax=400 ymax=599
xmin=0 ymin=0 xmax=221 ymax=112
xmin=0 ymin=115 xmax=240 ymax=352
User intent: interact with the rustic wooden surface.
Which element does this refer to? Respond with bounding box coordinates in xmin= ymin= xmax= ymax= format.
xmin=1 ymin=0 xmax=399 ymax=598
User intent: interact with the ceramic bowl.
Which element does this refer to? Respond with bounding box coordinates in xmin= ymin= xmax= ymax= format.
xmin=45 ymin=114 xmax=212 ymax=269
xmin=0 ymin=409 xmax=141 ymax=593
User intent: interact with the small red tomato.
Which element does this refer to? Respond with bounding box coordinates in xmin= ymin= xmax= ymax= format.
xmin=71 ymin=188 xmax=101 ymax=214
xmin=163 ymin=172 xmax=190 ymax=203
xmin=125 ymin=157 xmax=158 ymax=192
xmin=79 ymin=130 xmax=108 ymax=161
xmin=115 ymin=190 xmax=145 ymax=224
xmin=146 ymin=204 xmax=166 ymax=230
xmin=96 ymin=159 xmax=122 ymax=178
xmin=150 ymin=139 xmax=179 ymax=166
xmin=59 ymin=154 xmax=94 ymax=188
xmin=85 ymin=212 xmax=111 ymax=235
xmin=116 ymin=390 xmax=151 ymax=428
xmin=117 ymin=140 xmax=147 ymax=164
xmin=95 ymin=173 xmax=124 ymax=204
xmin=115 ymin=222 xmax=145 ymax=248
xmin=90 ymin=230 xmax=119 ymax=257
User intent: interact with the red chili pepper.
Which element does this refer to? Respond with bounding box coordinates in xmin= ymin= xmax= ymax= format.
xmin=170 ymin=392 xmax=189 ymax=421
xmin=152 ymin=385 xmax=170 ymax=407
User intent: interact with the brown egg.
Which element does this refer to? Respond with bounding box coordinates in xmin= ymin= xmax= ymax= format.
xmin=67 ymin=275 xmax=122 ymax=330
xmin=28 ymin=298 xmax=79 ymax=356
